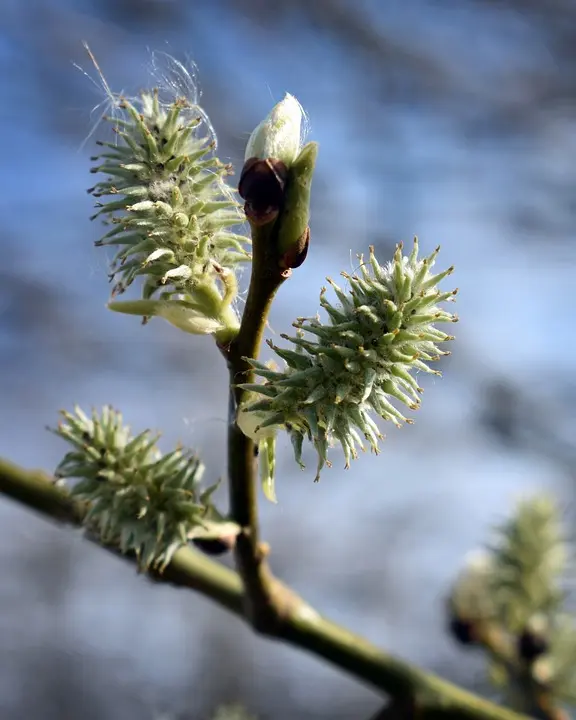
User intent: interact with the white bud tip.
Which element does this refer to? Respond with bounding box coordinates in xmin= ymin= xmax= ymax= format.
xmin=245 ymin=93 xmax=305 ymax=166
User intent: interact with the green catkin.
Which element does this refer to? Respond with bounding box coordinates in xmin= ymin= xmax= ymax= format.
xmin=52 ymin=406 xmax=225 ymax=571
xmin=239 ymin=238 xmax=457 ymax=480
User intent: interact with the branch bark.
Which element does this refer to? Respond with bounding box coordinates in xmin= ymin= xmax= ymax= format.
xmin=224 ymin=215 xmax=296 ymax=633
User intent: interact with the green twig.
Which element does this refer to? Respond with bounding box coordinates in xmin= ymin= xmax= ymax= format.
xmin=0 ymin=457 xmax=243 ymax=615
xmin=225 ymin=216 xmax=292 ymax=631
xmin=0 ymin=457 xmax=84 ymax=524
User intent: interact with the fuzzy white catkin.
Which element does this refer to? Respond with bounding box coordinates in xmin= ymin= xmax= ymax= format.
xmin=90 ymin=82 xmax=249 ymax=338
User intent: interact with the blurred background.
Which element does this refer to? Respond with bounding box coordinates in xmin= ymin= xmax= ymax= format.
xmin=0 ymin=0 xmax=575 ymax=718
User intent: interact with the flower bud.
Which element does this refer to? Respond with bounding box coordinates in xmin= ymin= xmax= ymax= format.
xmin=244 ymin=93 xmax=304 ymax=167
xmin=240 ymin=94 xmax=307 ymax=227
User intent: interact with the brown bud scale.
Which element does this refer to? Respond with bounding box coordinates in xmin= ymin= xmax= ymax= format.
xmin=238 ymin=157 xmax=288 ymax=226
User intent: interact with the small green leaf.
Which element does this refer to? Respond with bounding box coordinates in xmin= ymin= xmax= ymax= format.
xmin=260 ymin=435 xmax=277 ymax=504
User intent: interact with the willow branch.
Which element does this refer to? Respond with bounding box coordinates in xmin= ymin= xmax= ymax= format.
xmin=0 ymin=457 xmax=533 ymax=720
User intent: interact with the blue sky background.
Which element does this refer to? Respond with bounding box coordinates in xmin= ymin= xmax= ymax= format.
xmin=0 ymin=1 xmax=575 ymax=718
